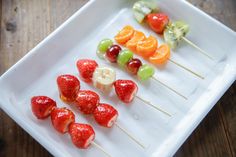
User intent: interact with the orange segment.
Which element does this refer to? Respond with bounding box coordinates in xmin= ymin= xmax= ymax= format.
xmin=149 ymin=44 xmax=170 ymax=64
xmin=126 ymin=31 xmax=146 ymax=52
xmin=115 ymin=25 xmax=135 ymax=45
xmin=136 ymin=35 xmax=158 ymax=58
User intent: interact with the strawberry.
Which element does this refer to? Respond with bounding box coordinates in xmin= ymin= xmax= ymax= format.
xmin=114 ymin=80 xmax=138 ymax=103
xmin=68 ymin=122 xmax=95 ymax=149
xmin=31 ymin=96 xmax=56 ymax=119
xmin=94 ymin=103 xmax=118 ymax=128
xmin=76 ymin=59 xmax=98 ymax=83
xmin=147 ymin=13 xmax=169 ymax=34
xmin=75 ymin=90 xmax=100 ymax=114
xmin=57 ymin=74 xmax=80 ymax=104
xmin=50 ymin=107 xmax=75 ymax=134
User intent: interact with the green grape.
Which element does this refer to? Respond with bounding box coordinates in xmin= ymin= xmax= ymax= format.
xmin=97 ymin=39 xmax=113 ymax=53
xmin=137 ymin=64 xmax=155 ymax=81
xmin=117 ymin=50 xmax=133 ymax=68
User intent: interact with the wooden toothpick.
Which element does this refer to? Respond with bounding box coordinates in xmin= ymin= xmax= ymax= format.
xmin=151 ymin=76 xmax=188 ymax=100
xmin=135 ymin=95 xmax=172 ymax=117
xmin=114 ymin=122 xmax=146 ymax=149
xmin=182 ymin=36 xmax=214 ymax=60
xmin=168 ymin=59 xmax=205 ymax=80
xmin=91 ymin=141 xmax=112 ymax=157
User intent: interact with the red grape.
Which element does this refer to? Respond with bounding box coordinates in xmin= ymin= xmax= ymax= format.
xmin=106 ymin=45 xmax=122 ymax=63
xmin=126 ymin=58 xmax=142 ymax=74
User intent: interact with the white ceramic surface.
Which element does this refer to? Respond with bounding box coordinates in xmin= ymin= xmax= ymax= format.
xmin=0 ymin=0 xmax=235 ymax=157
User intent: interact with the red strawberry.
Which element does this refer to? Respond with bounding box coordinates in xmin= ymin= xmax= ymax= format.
xmin=147 ymin=13 xmax=169 ymax=34
xmin=75 ymin=90 xmax=100 ymax=114
xmin=94 ymin=103 xmax=118 ymax=128
xmin=76 ymin=59 xmax=98 ymax=83
xmin=68 ymin=122 xmax=95 ymax=149
xmin=31 ymin=96 xmax=56 ymax=119
xmin=51 ymin=107 xmax=75 ymax=134
xmin=57 ymin=74 xmax=80 ymax=103
xmin=114 ymin=80 xmax=138 ymax=103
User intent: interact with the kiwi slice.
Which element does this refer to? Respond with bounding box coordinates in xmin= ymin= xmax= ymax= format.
xmin=133 ymin=0 xmax=158 ymax=23
xmin=164 ymin=21 xmax=190 ymax=49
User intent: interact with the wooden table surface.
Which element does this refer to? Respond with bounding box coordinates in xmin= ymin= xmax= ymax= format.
xmin=0 ymin=0 xmax=235 ymax=157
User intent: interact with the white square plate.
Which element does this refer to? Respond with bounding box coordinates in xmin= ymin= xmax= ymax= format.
xmin=0 ymin=0 xmax=235 ymax=157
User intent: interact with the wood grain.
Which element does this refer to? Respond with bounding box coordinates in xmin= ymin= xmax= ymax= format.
xmin=0 ymin=0 xmax=235 ymax=157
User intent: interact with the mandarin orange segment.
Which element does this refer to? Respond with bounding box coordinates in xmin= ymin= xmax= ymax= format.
xmin=149 ymin=44 xmax=170 ymax=64
xmin=115 ymin=25 xmax=135 ymax=45
xmin=126 ymin=31 xmax=146 ymax=52
xmin=136 ymin=35 xmax=158 ymax=58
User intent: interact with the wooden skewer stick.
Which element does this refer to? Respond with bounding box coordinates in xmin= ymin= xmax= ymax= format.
xmin=168 ymin=59 xmax=205 ymax=80
xmin=182 ymin=36 xmax=214 ymax=60
xmin=114 ymin=122 xmax=146 ymax=149
xmin=151 ymin=76 xmax=188 ymax=100
xmin=135 ymin=95 xmax=172 ymax=117
xmin=91 ymin=141 xmax=112 ymax=157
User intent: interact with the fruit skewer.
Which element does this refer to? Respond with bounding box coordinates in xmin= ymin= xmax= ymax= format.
xmin=29 ymin=96 xmax=111 ymax=157
xmin=114 ymin=26 xmax=204 ymax=79
xmin=97 ymin=40 xmax=188 ymax=99
xmin=76 ymin=60 xmax=172 ymax=116
xmin=132 ymin=0 xmax=213 ymax=60
xmin=57 ymin=74 xmax=145 ymax=148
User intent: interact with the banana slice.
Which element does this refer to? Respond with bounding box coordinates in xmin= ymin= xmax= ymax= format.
xmin=92 ymin=67 xmax=116 ymax=93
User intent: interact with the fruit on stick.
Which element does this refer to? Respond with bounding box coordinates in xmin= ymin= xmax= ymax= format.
xmin=75 ymin=90 xmax=100 ymax=115
xmin=51 ymin=107 xmax=75 ymax=134
xmin=117 ymin=50 xmax=134 ymax=68
xmin=93 ymin=103 xmax=145 ymax=148
xmin=97 ymin=39 xmax=113 ymax=58
xmin=76 ymin=59 xmax=98 ymax=83
xmin=132 ymin=0 xmax=158 ymax=23
xmin=113 ymin=79 xmax=171 ymax=116
xmin=57 ymin=75 xmax=145 ymax=148
xmin=57 ymin=75 xmax=80 ymax=103
xmin=114 ymin=80 xmax=138 ymax=103
xmin=126 ymin=58 xmax=143 ymax=75
xmin=30 ymin=98 xmax=111 ymax=156
xmin=133 ymin=1 xmax=213 ymax=60
xmin=115 ymin=25 xmax=135 ymax=45
xmin=68 ymin=122 xmax=95 ymax=149
xmin=31 ymin=96 xmax=57 ymax=119
xmin=147 ymin=13 xmax=169 ymax=34
xmin=137 ymin=64 xmax=155 ymax=81
xmin=105 ymin=45 xmax=122 ymax=62
xmin=136 ymin=35 xmax=158 ymax=58
xmin=164 ymin=21 xmax=189 ymax=49
xmin=94 ymin=103 xmax=118 ymax=128
xmin=92 ymin=67 xmax=116 ymax=92
xmin=126 ymin=31 xmax=146 ymax=52
xmin=97 ymin=39 xmax=188 ymax=99
xmin=149 ymin=44 xmax=170 ymax=65
xmin=114 ymin=26 xmax=204 ymax=80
